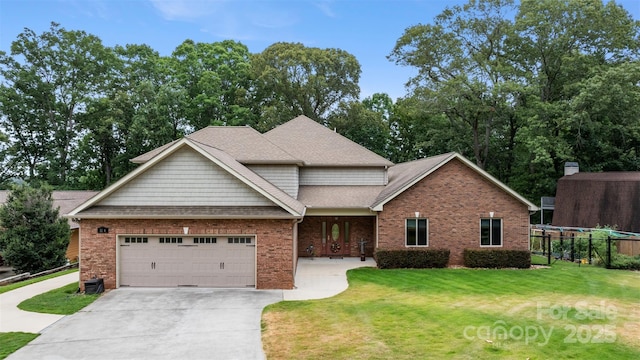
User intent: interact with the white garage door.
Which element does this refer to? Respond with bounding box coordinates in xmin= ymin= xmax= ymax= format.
xmin=119 ymin=236 xmax=255 ymax=288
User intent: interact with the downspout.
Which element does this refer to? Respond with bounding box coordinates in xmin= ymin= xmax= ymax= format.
xmin=291 ymin=207 xmax=306 ymax=288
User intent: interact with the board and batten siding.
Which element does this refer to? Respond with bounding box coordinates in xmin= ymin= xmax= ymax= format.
xmin=247 ymin=165 xmax=299 ymax=198
xmin=99 ymin=147 xmax=274 ymax=206
xmin=299 ymin=167 xmax=387 ymax=186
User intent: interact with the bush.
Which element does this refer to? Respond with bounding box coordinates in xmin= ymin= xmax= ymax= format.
xmin=375 ymin=249 xmax=450 ymax=269
xmin=609 ymin=254 xmax=640 ymax=270
xmin=463 ymin=249 xmax=531 ymax=269
xmin=0 ymin=184 xmax=70 ymax=274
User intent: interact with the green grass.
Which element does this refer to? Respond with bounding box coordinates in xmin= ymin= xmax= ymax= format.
xmin=0 ymin=332 xmax=39 ymax=360
xmin=262 ymin=260 xmax=640 ymax=359
xmin=18 ymin=282 xmax=100 ymax=315
xmin=0 ymin=269 xmax=78 ymax=295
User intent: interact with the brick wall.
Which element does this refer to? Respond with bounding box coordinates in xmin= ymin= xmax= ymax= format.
xmin=298 ymin=216 xmax=375 ymax=257
xmin=378 ymin=159 xmax=531 ymax=265
xmin=79 ymin=218 xmax=295 ymax=290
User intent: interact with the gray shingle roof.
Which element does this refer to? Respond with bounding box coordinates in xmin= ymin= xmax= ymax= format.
xmin=74 ymin=205 xmax=293 ymax=219
xmin=131 ymin=127 xmax=300 ymax=165
xmin=264 ymin=115 xmax=394 ymax=167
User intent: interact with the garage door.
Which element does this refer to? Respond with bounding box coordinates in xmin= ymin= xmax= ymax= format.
xmin=119 ymin=236 xmax=255 ymax=288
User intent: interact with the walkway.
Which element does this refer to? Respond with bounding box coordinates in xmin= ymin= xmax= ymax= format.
xmin=0 ymin=272 xmax=79 ymax=333
xmin=284 ymin=257 xmax=376 ymax=300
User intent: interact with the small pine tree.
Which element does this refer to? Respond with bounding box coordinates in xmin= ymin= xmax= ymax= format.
xmin=0 ymin=184 xmax=70 ymax=273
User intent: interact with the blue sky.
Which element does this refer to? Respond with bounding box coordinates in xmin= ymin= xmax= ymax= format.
xmin=1 ymin=0 xmax=639 ymax=101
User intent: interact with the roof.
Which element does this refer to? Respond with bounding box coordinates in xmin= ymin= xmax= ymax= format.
xmin=71 ymin=206 xmax=293 ymax=219
xmin=264 ymin=115 xmax=394 ymax=167
xmin=552 ymin=172 xmax=640 ymax=232
xmin=0 ymin=190 xmax=98 ymax=229
xmin=297 ymin=186 xmax=384 ymax=209
xmin=68 ymin=139 xmax=305 ymax=219
xmin=131 ymin=127 xmax=300 ymax=165
xmin=371 ymin=152 xmax=538 ymax=211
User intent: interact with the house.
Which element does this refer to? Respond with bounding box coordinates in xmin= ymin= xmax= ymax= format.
xmin=67 ymin=116 xmax=537 ymax=290
xmin=552 ymin=170 xmax=640 ymax=256
xmin=0 ymin=190 xmax=98 ymax=262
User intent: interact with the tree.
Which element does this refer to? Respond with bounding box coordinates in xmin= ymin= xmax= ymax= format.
xmin=0 ymin=22 xmax=115 ymax=186
xmin=171 ymin=39 xmax=256 ymax=130
xmin=327 ymin=101 xmax=389 ymax=157
xmin=252 ymin=42 xmax=361 ymax=130
xmin=389 ymin=0 xmax=519 ymax=170
xmin=509 ymin=0 xmax=640 ymax=199
xmin=0 ymin=184 xmax=70 ymax=273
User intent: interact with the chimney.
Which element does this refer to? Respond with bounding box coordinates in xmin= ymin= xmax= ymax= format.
xmin=564 ymin=162 xmax=579 ymax=176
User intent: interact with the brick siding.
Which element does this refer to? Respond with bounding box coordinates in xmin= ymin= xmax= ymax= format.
xmin=79 ymin=218 xmax=295 ymax=290
xmin=377 ymin=159 xmax=530 ymax=265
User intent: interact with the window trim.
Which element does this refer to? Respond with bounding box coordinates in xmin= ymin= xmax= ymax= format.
xmin=480 ymin=218 xmax=503 ymax=247
xmin=405 ymin=218 xmax=428 ymax=247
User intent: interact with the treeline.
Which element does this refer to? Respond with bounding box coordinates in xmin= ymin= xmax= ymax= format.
xmin=1 ymin=0 xmax=639 ymax=203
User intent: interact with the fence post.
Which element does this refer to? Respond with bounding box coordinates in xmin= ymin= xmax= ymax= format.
xmin=570 ymin=233 xmax=575 ymax=262
xmin=541 ymin=230 xmax=546 ymax=255
xmin=606 ymin=236 xmax=612 ymax=269
xmin=547 ymin=234 xmax=552 ymax=265
xmin=589 ymin=233 xmax=593 ymax=265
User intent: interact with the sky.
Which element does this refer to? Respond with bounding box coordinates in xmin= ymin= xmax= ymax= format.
xmin=1 ymin=0 xmax=640 ymax=101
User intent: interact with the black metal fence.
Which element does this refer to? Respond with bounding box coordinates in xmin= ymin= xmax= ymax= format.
xmin=530 ymin=229 xmax=640 ymax=268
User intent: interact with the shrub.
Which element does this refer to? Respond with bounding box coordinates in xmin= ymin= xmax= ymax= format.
xmin=0 ymin=184 xmax=70 ymax=273
xmin=374 ymin=249 xmax=450 ymax=269
xmin=463 ymin=249 xmax=531 ymax=269
xmin=609 ymin=254 xmax=640 ymax=270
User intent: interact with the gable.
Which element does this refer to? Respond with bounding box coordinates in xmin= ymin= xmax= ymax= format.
xmin=389 ymin=158 xmax=528 ymax=211
xmin=371 ymin=153 xmax=537 ymax=211
xmin=98 ymin=147 xmax=274 ymax=207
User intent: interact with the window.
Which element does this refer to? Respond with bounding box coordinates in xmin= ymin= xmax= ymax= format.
xmin=228 ymin=237 xmax=252 ymax=244
xmin=406 ymin=218 xmax=428 ymax=246
xmin=480 ymin=218 xmax=502 ymax=246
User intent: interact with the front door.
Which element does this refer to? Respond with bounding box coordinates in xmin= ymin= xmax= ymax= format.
xmin=322 ymin=221 xmax=347 ymax=256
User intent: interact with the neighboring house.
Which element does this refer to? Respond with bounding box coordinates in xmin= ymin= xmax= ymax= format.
xmin=67 ymin=116 xmax=537 ymax=290
xmin=553 ymin=170 xmax=640 ymax=241
xmin=0 ymin=190 xmax=98 ymax=262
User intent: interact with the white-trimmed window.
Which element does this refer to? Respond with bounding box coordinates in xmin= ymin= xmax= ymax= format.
xmin=406 ymin=218 xmax=428 ymax=246
xmin=480 ymin=218 xmax=502 ymax=246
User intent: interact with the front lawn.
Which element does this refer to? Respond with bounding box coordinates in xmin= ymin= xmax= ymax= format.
xmin=18 ymin=283 xmax=100 ymax=315
xmin=262 ymin=260 xmax=640 ymax=359
xmin=0 ymin=333 xmax=38 ymax=359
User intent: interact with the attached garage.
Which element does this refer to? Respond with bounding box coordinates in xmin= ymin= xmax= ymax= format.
xmin=118 ymin=235 xmax=256 ymax=288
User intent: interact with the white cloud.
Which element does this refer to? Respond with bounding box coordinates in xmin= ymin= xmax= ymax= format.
xmin=149 ymin=0 xmax=227 ymax=21
xmin=149 ymin=0 xmax=304 ymax=43
xmin=313 ymin=0 xmax=336 ymax=18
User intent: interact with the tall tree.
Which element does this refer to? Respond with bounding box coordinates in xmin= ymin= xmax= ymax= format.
xmin=509 ymin=0 xmax=640 ymax=198
xmin=252 ymin=42 xmax=361 ymax=130
xmin=389 ymin=0 xmax=519 ymax=170
xmin=327 ymin=101 xmax=390 ymax=157
xmin=0 ymin=183 xmax=70 ymax=273
xmin=0 ymin=22 xmax=115 ymax=186
xmin=171 ymin=39 xmax=256 ymax=130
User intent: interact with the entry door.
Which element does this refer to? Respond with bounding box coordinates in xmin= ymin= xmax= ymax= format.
xmin=323 ymin=221 xmax=348 ymax=256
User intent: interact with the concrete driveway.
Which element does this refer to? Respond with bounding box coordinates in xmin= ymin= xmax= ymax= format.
xmin=8 ymin=288 xmax=282 ymax=360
